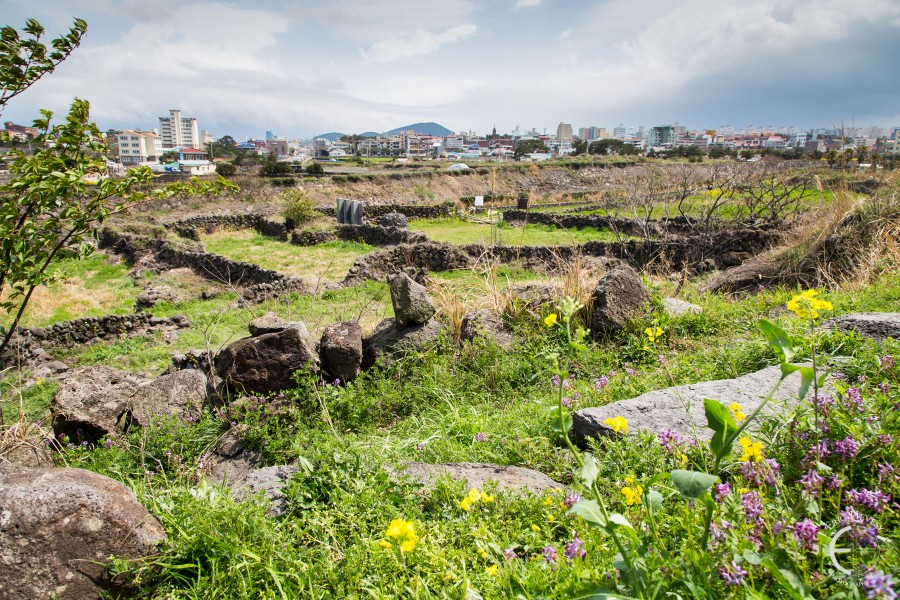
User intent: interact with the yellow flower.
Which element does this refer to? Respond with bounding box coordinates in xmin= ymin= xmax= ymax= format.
xmin=624 ymin=476 xmax=635 ymax=484
xmin=553 ymin=487 xmax=563 ymax=495
xmin=786 ymin=289 xmax=833 ymax=320
xmin=384 ymin=517 xmax=417 ymax=552
xmin=544 ymin=313 xmax=558 ymax=327
xmin=460 ymin=497 xmax=473 ymax=511
xmin=531 ymin=524 xmax=541 ymax=532
xmin=486 ymin=565 xmax=499 ymax=577
xmin=468 ymin=488 xmax=482 ymax=502
xmin=477 ymin=547 xmax=488 ymax=559
xmin=729 ymin=402 xmax=746 ymax=423
xmin=547 ymin=513 xmax=556 ymax=523
xmin=644 ymin=326 xmax=664 ymax=342
xmin=378 ymin=539 xmax=392 ymax=549
xmin=400 ymin=537 xmax=417 ymax=553
xmin=739 ymin=436 xmax=764 ymax=463
xmin=603 ymin=416 xmax=628 ymax=434
xmin=677 ymin=453 xmax=688 ymax=467
xmin=480 ymin=491 xmax=495 ymax=503
xmin=622 ymin=486 xmax=644 ymax=506
xmin=543 ymin=497 xmax=553 ymax=506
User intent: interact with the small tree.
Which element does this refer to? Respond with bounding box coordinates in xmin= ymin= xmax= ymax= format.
xmin=260 ymin=152 xmax=291 ymax=176
xmin=215 ymin=162 xmax=237 ymax=177
xmin=280 ymin=190 xmax=318 ymax=229
xmin=305 ymin=162 xmax=324 ymax=176
xmin=514 ymin=139 xmax=549 ymax=159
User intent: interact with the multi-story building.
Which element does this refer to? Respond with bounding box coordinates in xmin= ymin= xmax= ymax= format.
xmin=649 ymin=125 xmax=676 ymax=148
xmin=158 ymin=109 xmax=199 ymax=149
xmin=3 ymin=121 xmax=39 ymax=141
xmin=116 ymin=130 xmax=163 ymax=165
xmin=556 ymin=122 xmax=573 ymax=141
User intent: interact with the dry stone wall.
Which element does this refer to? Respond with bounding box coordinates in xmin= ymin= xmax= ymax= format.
xmin=166 ymin=214 xmax=287 ymax=241
xmin=316 ymin=202 xmax=455 ymax=221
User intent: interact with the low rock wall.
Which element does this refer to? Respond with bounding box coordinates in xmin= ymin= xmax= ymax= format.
xmin=166 ymin=214 xmax=287 ymax=241
xmin=334 ymin=225 xmax=428 ymax=246
xmin=316 ymin=202 xmax=455 ymax=221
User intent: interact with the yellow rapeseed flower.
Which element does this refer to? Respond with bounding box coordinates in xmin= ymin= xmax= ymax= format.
xmin=622 ymin=486 xmax=644 ymax=506
xmin=729 ymin=402 xmax=746 ymax=423
xmin=384 ymin=517 xmax=417 ymax=552
xmin=378 ymin=539 xmax=392 ymax=549
xmin=486 ymin=565 xmax=499 ymax=577
xmin=547 ymin=513 xmax=556 ymax=523
xmin=787 ymin=289 xmax=833 ymax=320
xmin=543 ymin=497 xmax=553 ymax=506
xmin=531 ymin=524 xmax=541 ymax=532
xmin=544 ymin=313 xmax=558 ymax=327
xmin=468 ymin=488 xmax=481 ymax=502
xmin=400 ymin=537 xmax=417 ymax=553
xmin=739 ymin=436 xmax=764 ymax=463
xmin=603 ymin=416 xmax=628 ymax=434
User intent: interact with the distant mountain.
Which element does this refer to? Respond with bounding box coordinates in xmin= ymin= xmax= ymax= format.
xmin=314 ymin=132 xmax=344 ymax=141
xmin=386 ymin=122 xmax=452 ymax=136
xmin=359 ymin=131 xmax=379 ymax=138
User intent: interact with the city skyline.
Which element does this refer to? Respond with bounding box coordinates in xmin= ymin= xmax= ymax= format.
xmin=2 ymin=0 xmax=899 ymax=139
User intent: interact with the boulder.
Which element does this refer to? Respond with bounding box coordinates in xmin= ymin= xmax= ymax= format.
xmin=590 ymin=265 xmax=651 ymax=335
xmin=390 ymin=272 xmax=436 ymax=329
xmin=134 ymin=285 xmax=178 ymax=310
xmin=822 ymin=312 xmax=900 ymax=341
xmin=0 ymin=436 xmax=54 ymax=468
xmin=248 ymin=311 xmax=309 ymax=337
xmin=460 ymin=309 xmax=513 ymax=349
xmin=572 ymin=365 xmax=808 ymax=444
xmin=319 ymin=321 xmax=363 ymax=382
xmin=394 ymin=462 xmax=561 ymax=495
xmin=51 ymin=366 xmax=146 ymax=441
xmin=215 ymin=326 xmax=320 ymax=394
xmin=362 ymin=318 xmax=444 ymax=369
xmin=0 ymin=463 xmax=167 ymax=599
xmin=130 ymin=369 xmax=209 ymax=428
xmin=378 ymin=211 xmax=409 ymax=229
xmin=231 ymin=465 xmax=298 ymax=518
xmin=662 ymin=297 xmax=703 ymax=317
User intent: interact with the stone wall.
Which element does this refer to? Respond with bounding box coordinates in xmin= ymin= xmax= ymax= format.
xmin=316 ymin=202 xmax=455 ymax=221
xmin=166 ymin=214 xmax=287 ymax=241
xmin=334 ymin=224 xmax=428 ymax=246
xmin=291 ymin=229 xmax=337 ymax=246
xmin=1 ymin=313 xmax=189 ymax=367
xmin=344 ymin=242 xmax=474 ymax=284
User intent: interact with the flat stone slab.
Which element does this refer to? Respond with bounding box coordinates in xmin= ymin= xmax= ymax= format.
xmin=663 ymin=297 xmax=702 ymax=316
xmin=573 ymin=365 xmax=808 ymax=443
xmin=393 ymin=462 xmax=561 ymax=495
xmin=822 ymin=312 xmax=900 ymax=341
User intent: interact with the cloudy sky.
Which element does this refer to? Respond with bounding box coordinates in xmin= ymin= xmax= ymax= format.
xmin=3 ymin=0 xmax=899 ymax=139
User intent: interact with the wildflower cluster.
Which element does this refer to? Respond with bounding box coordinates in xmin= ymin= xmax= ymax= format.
xmin=459 ymin=487 xmax=495 ymax=512
xmin=786 ymin=289 xmax=833 ymax=320
xmin=380 ymin=517 xmax=417 ymax=552
xmin=603 ymin=415 xmax=628 ymax=434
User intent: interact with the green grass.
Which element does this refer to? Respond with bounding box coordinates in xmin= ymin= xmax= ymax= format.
xmin=411 ymin=218 xmax=622 ymax=246
xmin=202 ymin=230 xmax=374 ymax=283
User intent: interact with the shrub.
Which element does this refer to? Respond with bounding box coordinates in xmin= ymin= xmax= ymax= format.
xmin=280 ymin=190 xmax=318 ymax=228
xmin=305 ymin=162 xmax=324 ymax=176
xmin=215 ymin=162 xmax=237 ymax=177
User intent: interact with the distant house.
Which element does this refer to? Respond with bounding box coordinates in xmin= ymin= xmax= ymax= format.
xmin=4 ymin=121 xmax=39 ymax=141
xmin=116 ymin=130 xmax=163 ymax=165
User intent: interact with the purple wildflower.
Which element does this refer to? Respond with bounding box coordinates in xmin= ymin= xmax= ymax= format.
xmin=563 ymin=493 xmax=581 ymax=508
xmin=839 ymin=507 xmax=879 ymax=548
xmin=474 ymin=432 xmax=487 ymax=443
xmin=792 ymin=518 xmax=819 ymax=552
xmin=878 ymin=463 xmax=897 ymax=484
xmin=742 ymin=491 xmax=764 ymax=524
xmin=658 ymin=428 xmax=682 ymax=452
xmin=561 ymin=397 xmax=572 ymax=409
xmin=881 ymin=355 xmax=896 ymax=370
xmin=834 ymin=436 xmax=860 ymax=461
xmin=740 ymin=458 xmax=781 ymax=488
xmin=814 ymin=393 xmax=834 ymax=417
xmin=827 ymin=474 xmax=844 ymax=490
xmin=800 ymin=469 xmax=825 ymax=493
xmin=503 ymin=547 xmax=518 ymax=560
xmin=416 ymin=442 xmax=427 ymax=452
xmin=772 ymin=520 xmax=785 ymax=535
xmin=715 ymin=483 xmax=732 ymax=502
xmin=879 ymin=383 xmax=891 ymax=394
xmin=862 ymin=567 xmax=896 ymax=599
xmin=104 ymin=438 xmax=113 ymax=449
xmin=543 ymin=545 xmax=558 ymax=564
xmin=846 ymin=388 xmax=865 ymax=412
xmin=719 ymin=561 xmax=748 ymax=586
xmin=593 ymin=375 xmax=609 ymax=391
xmin=564 ymin=537 xmax=586 ymax=560
xmin=845 ymin=488 xmax=892 ymax=513
xmin=834 ymin=371 xmax=846 ymax=380
xmin=551 ymin=374 xmax=561 ymax=388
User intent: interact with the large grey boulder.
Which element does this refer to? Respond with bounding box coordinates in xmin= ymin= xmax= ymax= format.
xmin=394 ymin=462 xmax=561 ymax=495
xmin=319 ymin=321 xmax=363 ymax=383
xmin=215 ymin=326 xmax=320 ymax=394
xmin=248 ymin=311 xmax=309 ymax=337
xmin=51 ymin=366 xmax=146 ymax=441
xmin=362 ymin=317 xmax=444 ymax=369
xmin=390 ymin=272 xmax=436 ymax=329
xmin=590 ymin=265 xmax=651 ymax=335
xmin=378 ymin=211 xmax=409 ymax=229
xmin=231 ymin=465 xmax=299 ymax=518
xmin=460 ymin=309 xmax=513 ymax=349
xmin=572 ymin=365 xmax=808 ymax=444
xmin=130 ymin=369 xmax=209 ymax=427
xmin=822 ymin=312 xmax=900 ymax=341
xmin=0 ymin=463 xmax=167 ymax=600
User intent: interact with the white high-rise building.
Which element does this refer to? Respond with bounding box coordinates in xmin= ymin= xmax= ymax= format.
xmin=116 ymin=130 xmax=163 ymax=165
xmin=159 ymin=109 xmax=199 ymax=148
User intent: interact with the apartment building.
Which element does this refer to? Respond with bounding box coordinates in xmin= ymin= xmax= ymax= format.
xmin=158 ymin=109 xmax=199 ymax=149
xmin=116 ymin=130 xmax=163 ymax=165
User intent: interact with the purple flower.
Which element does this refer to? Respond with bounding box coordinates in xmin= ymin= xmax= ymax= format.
xmin=715 ymin=483 xmax=732 ymax=502
xmin=503 ymin=547 xmax=518 ymax=560
xmin=834 ymin=371 xmax=846 ymax=380
xmin=862 ymin=567 xmax=896 ymax=599
xmin=564 ymin=537 xmax=586 ymax=560
xmin=104 ymin=438 xmax=113 ymax=449
xmin=845 ymin=488 xmax=892 ymax=513
xmin=542 ymin=545 xmax=557 ymax=564
xmin=474 ymin=432 xmax=487 ymax=443
xmin=551 ymin=374 xmax=561 ymax=388
xmin=593 ymin=375 xmax=609 ymax=391
xmin=834 ymin=436 xmax=860 ymax=461
xmin=740 ymin=458 xmax=781 ymax=488
xmin=878 ymin=463 xmax=897 ymax=483
xmin=839 ymin=507 xmax=879 ymax=547
xmin=658 ymin=428 xmax=682 ymax=452
xmin=814 ymin=393 xmax=833 ymax=416
xmin=772 ymin=520 xmax=785 ymax=535
xmin=416 ymin=442 xmax=427 ymax=452
xmin=719 ymin=561 xmax=748 ymax=586
xmin=879 ymin=383 xmax=891 ymax=394
xmin=800 ymin=469 xmax=825 ymax=493
xmin=561 ymin=397 xmax=573 ymax=409
xmin=563 ymin=493 xmax=581 ymax=508
xmin=846 ymin=388 xmax=865 ymax=412
xmin=742 ymin=491 xmax=764 ymax=524
xmin=881 ymin=355 xmax=895 ymax=370
xmin=792 ymin=518 xmax=819 ymax=552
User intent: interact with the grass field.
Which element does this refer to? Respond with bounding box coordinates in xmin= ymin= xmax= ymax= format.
xmin=201 ymin=230 xmax=373 ymax=283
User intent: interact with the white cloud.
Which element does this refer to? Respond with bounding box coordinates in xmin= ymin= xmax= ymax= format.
xmin=514 ymin=0 xmax=543 ymax=9
xmin=360 ymin=24 xmax=478 ymax=63
xmin=353 ymin=76 xmax=487 ymax=107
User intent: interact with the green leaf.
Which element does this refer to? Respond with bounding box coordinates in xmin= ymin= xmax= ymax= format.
xmin=568 ymin=499 xmax=607 ymax=528
xmin=670 ymin=469 xmax=718 ymax=499
xmin=581 ymin=453 xmax=599 ymax=488
xmin=704 ymin=398 xmax=738 ymax=459
xmin=759 ymin=319 xmax=796 ymax=363
xmin=608 ymin=513 xmax=633 ymax=529
xmin=761 ymin=550 xmax=811 ymax=600
xmin=549 ymin=406 xmax=573 ymax=435
xmin=647 ymin=489 xmax=663 ymax=510
xmin=780 ymin=363 xmax=815 ymax=401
